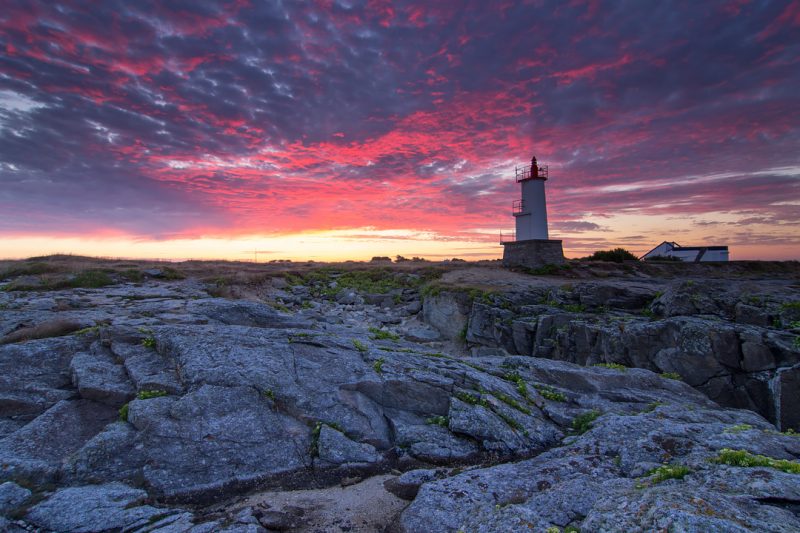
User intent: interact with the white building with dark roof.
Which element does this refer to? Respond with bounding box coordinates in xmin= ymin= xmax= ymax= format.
xmin=641 ymin=241 xmax=729 ymax=262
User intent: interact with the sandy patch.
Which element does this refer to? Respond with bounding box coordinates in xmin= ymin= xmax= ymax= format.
xmin=232 ymin=474 xmax=408 ymax=532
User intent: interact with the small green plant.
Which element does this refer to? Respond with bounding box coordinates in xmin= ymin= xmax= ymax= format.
xmin=593 ymin=362 xmax=628 ymax=371
xmin=660 ymin=372 xmax=682 ymax=380
xmin=638 ymin=464 xmax=691 ymax=488
xmin=713 ymin=448 xmax=800 ymax=474
xmin=73 ymin=325 xmax=101 ymax=336
xmin=288 ymin=332 xmax=317 ymax=343
xmin=137 ymin=389 xmax=168 ymax=400
xmin=642 ymin=401 xmax=664 ymax=413
xmin=455 ymin=390 xmax=490 ymax=408
xmin=309 ymin=422 xmax=322 ymax=458
xmin=373 ymin=357 xmax=385 ymax=374
xmin=546 ymin=527 xmax=561 ymax=533
xmin=458 ymin=323 xmax=468 ymax=342
xmin=425 ymin=415 xmax=448 ymax=427
xmin=118 ymin=403 xmax=129 ymax=422
xmin=142 ymin=336 xmax=156 ymax=349
xmin=263 ymin=389 xmax=276 ymax=401
xmin=495 ymin=392 xmax=532 ymax=415
xmin=562 ymin=303 xmax=585 ymax=313
xmin=369 ymin=327 xmax=399 ymax=341
xmin=571 ymin=410 xmax=601 ymax=435
xmin=269 ymin=301 xmax=290 ymax=312
xmin=724 ymin=424 xmax=753 ymax=433
xmin=497 ymin=410 xmax=525 ymax=432
xmin=352 ymin=339 xmax=368 ymax=353
xmin=535 ymin=384 xmax=567 ymax=402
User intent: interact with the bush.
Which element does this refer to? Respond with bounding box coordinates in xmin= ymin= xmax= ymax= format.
xmin=583 ymin=248 xmax=638 ymax=263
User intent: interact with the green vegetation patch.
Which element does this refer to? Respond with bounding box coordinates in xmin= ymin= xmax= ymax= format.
xmin=593 ymin=362 xmax=628 ymax=372
xmin=571 ymin=410 xmax=601 ymax=435
xmin=118 ymin=403 xmax=129 ymax=422
xmin=494 ymin=392 xmax=532 ymax=415
xmin=372 ymin=357 xmax=385 ymax=374
xmin=290 ymin=266 xmax=443 ymax=299
xmin=713 ymin=448 xmax=800 ymax=474
xmin=582 ymin=248 xmax=638 ymax=263
xmin=535 ymin=384 xmax=567 ymax=402
xmin=455 ymin=390 xmax=490 ymax=408
xmin=67 ymin=270 xmax=115 ymax=288
xmin=642 ymin=401 xmax=665 ymax=413
xmin=425 ymin=415 xmax=448 ymax=427
xmin=638 ymin=464 xmax=692 ymax=488
xmin=309 ymin=422 xmax=323 ymax=458
xmin=0 ymin=261 xmax=62 ymax=278
xmin=137 ymin=389 xmax=168 ymax=400
xmin=352 ymin=339 xmax=368 ymax=353
xmin=724 ymin=424 xmax=754 ymax=434
xmin=660 ymin=372 xmax=682 ymax=380
xmin=369 ymin=327 xmax=399 ymax=341
xmin=141 ymin=336 xmax=157 ymax=349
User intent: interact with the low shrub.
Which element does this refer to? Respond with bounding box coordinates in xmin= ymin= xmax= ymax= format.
xmin=583 ymin=248 xmax=638 ymax=263
xmin=571 ymin=410 xmax=601 ymax=434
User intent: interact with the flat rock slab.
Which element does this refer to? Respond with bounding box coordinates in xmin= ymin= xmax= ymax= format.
xmin=126 ymin=384 xmax=310 ymax=500
xmin=70 ymin=352 xmax=135 ymax=406
xmin=0 ymin=399 xmax=117 ymax=482
xmin=112 ymin=341 xmax=182 ymax=394
xmin=187 ymin=298 xmax=311 ymax=329
xmin=25 ymin=482 xmax=172 ymax=533
xmin=0 ymin=337 xmax=81 ymax=418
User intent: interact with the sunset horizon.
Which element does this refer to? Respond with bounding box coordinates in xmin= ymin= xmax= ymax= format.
xmin=2 ymin=1 xmax=799 ymax=261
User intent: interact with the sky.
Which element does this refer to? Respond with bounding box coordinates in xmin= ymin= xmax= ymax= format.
xmin=1 ymin=0 xmax=799 ymax=262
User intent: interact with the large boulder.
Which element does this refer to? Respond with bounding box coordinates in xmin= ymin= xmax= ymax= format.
xmin=422 ymin=292 xmax=471 ymax=340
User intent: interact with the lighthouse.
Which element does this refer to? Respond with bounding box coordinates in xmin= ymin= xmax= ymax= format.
xmin=501 ymin=155 xmax=565 ymax=268
xmin=514 ymin=156 xmax=549 ymax=240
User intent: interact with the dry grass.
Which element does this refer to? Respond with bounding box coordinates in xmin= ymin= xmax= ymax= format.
xmin=0 ymin=319 xmax=86 ymax=345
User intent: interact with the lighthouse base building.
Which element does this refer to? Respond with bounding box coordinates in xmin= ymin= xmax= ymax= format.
xmin=501 ymin=239 xmax=565 ymax=269
xmin=501 ymin=157 xmax=565 ymax=269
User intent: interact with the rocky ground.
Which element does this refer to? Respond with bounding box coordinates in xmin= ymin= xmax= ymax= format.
xmin=0 ymin=256 xmax=799 ymax=532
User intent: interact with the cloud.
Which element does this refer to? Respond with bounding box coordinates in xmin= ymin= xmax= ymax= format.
xmin=0 ymin=0 xmax=798 ymax=258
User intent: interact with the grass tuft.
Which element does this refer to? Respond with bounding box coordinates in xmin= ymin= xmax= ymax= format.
xmin=593 ymin=362 xmax=627 ymax=371
xmin=369 ymin=327 xmax=399 ymax=341
xmin=571 ymin=410 xmax=601 ymax=434
xmin=713 ymin=448 xmax=800 ymax=474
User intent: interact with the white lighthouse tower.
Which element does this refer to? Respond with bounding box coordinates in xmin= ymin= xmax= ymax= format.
xmin=501 ymin=155 xmax=565 ymax=268
xmin=513 ymin=156 xmax=549 ymax=240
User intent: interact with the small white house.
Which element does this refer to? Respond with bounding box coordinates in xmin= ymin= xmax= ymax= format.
xmin=641 ymin=241 xmax=729 ymax=262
